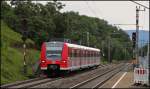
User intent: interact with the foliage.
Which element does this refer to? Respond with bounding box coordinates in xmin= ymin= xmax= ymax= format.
xmin=1 ymin=1 xmax=132 ymax=62
xmin=1 ymin=20 xmax=40 ymax=84
xmin=139 ymin=44 xmax=149 ymax=56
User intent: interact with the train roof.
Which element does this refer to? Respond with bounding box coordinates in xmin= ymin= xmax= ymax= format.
xmin=45 ymin=41 xmax=100 ymax=52
xmin=66 ymin=43 xmax=100 ymax=52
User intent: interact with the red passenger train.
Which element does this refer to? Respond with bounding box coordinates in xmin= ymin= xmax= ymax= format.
xmin=40 ymin=41 xmax=100 ymax=76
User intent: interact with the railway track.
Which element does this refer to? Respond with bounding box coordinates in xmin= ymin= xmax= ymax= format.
xmin=0 ymin=77 xmax=61 ymax=88
xmin=30 ymin=63 xmax=120 ymax=88
xmin=70 ymin=63 xmax=128 ymax=88
xmin=0 ymin=63 xmax=120 ymax=88
xmin=1 ymin=77 xmax=45 ymax=88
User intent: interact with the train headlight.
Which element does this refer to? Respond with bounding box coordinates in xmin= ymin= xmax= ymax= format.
xmin=62 ymin=60 xmax=66 ymax=63
xmin=42 ymin=60 xmax=46 ymax=63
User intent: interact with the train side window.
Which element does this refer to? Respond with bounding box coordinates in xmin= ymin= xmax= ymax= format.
xmin=72 ymin=49 xmax=74 ymax=58
xmin=80 ymin=50 xmax=82 ymax=57
xmin=93 ymin=52 xmax=94 ymax=57
xmin=89 ymin=51 xmax=91 ymax=57
xmin=84 ymin=50 xmax=86 ymax=57
xmin=78 ymin=49 xmax=80 ymax=57
xmin=85 ymin=50 xmax=86 ymax=57
xmin=79 ymin=50 xmax=81 ymax=57
xmin=74 ymin=49 xmax=76 ymax=58
xmin=69 ymin=48 xmax=72 ymax=57
xmin=74 ymin=49 xmax=77 ymax=57
xmin=83 ymin=50 xmax=85 ymax=57
xmin=86 ymin=50 xmax=87 ymax=57
xmin=86 ymin=50 xmax=88 ymax=58
xmin=97 ymin=52 xmax=98 ymax=57
xmin=76 ymin=49 xmax=78 ymax=57
xmin=87 ymin=51 xmax=88 ymax=57
xmin=82 ymin=50 xmax=83 ymax=57
xmin=93 ymin=51 xmax=94 ymax=57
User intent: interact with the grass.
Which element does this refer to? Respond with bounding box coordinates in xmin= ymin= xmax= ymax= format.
xmin=1 ymin=20 xmax=40 ymax=85
xmin=101 ymin=57 xmax=108 ymax=64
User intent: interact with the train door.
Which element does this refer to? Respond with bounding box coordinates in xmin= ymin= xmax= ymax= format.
xmin=74 ymin=49 xmax=77 ymax=68
xmin=68 ymin=48 xmax=72 ymax=69
xmin=85 ymin=50 xmax=88 ymax=66
xmin=88 ymin=51 xmax=90 ymax=66
xmin=95 ymin=52 xmax=97 ymax=65
xmin=92 ymin=51 xmax=94 ymax=66
xmin=71 ymin=49 xmax=74 ymax=69
xmin=82 ymin=50 xmax=85 ymax=67
xmin=89 ymin=51 xmax=91 ymax=66
xmin=76 ymin=49 xmax=80 ymax=68
xmin=93 ymin=52 xmax=95 ymax=65
xmin=78 ymin=49 xmax=81 ymax=68
xmin=79 ymin=49 xmax=82 ymax=68
xmin=93 ymin=51 xmax=95 ymax=65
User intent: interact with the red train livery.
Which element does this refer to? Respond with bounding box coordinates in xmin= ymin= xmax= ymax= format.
xmin=40 ymin=41 xmax=100 ymax=75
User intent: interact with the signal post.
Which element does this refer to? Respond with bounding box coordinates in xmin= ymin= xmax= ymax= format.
xmin=135 ymin=6 xmax=145 ymax=67
xmin=21 ymin=19 xmax=28 ymax=75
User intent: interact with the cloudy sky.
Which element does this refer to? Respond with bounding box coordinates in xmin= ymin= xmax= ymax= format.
xmin=36 ymin=1 xmax=149 ymax=31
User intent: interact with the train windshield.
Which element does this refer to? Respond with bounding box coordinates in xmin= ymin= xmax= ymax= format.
xmin=46 ymin=42 xmax=63 ymax=60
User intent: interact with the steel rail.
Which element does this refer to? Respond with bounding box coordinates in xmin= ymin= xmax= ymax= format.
xmin=93 ymin=64 xmax=128 ymax=88
xmin=1 ymin=77 xmax=62 ymax=88
xmin=0 ymin=77 xmax=46 ymax=88
xmin=70 ymin=63 xmax=125 ymax=88
xmin=23 ymin=77 xmax=62 ymax=88
xmin=0 ymin=64 xmax=111 ymax=88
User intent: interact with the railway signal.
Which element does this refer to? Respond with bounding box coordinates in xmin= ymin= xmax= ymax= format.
xmin=22 ymin=31 xmax=28 ymax=41
xmin=132 ymin=32 xmax=136 ymax=48
xmin=21 ymin=18 xmax=28 ymax=74
xmin=132 ymin=32 xmax=136 ymax=42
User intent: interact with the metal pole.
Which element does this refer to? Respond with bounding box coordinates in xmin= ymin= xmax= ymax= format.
xmin=108 ymin=36 xmax=111 ymax=63
xmin=87 ymin=32 xmax=89 ymax=46
xmin=135 ymin=6 xmax=145 ymax=67
xmin=148 ymin=42 xmax=149 ymax=58
xmin=147 ymin=41 xmax=149 ymax=57
xmin=21 ymin=18 xmax=28 ymax=75
xmin=136 ymin=6 xmax=139 ymax=67
xmin=23 ymin=41 xmax=27 ymax=74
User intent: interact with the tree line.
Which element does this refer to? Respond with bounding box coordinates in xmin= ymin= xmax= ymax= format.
xmin=1 ymin=1 xmax=133 ymax=61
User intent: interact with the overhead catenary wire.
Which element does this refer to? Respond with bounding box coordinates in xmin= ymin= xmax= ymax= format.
xmin=130 ymin=0 xmax=150 ymax=9
xmin=85 ymin=1 xmax=99 ymax=18
xmin=92 ymin=1 xmax=105 ymax=20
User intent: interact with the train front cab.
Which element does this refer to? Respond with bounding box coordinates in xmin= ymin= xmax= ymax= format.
xmin=40 ymin=42 xmax=69 ymax=76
